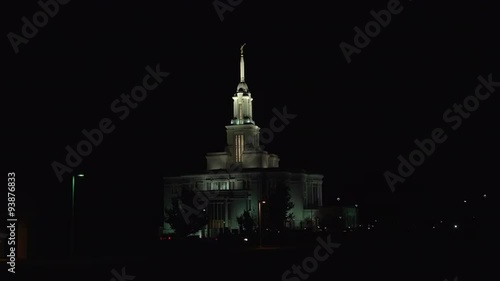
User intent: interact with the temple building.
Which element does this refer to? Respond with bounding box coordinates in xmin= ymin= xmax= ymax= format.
xmin=163 ymin=45 xmax=324 ymax=237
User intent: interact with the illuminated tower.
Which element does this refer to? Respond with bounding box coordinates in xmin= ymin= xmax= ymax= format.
xmin=206 ymin=44 xmax=280 ymax=169
xmin=227 ymin=43 xmax=259 ymax=164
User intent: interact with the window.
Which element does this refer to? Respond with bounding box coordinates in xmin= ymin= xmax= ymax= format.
xmin=306 ymin=183 xmax=320 ymax=208
xmin=235 ymin=134 xmax=244 ymax=162
xmin=209 ymin=181 xmax=229 ymax=190
xmin=220 ymin=181 xmax=228 ymax=190
xmin=208 ymin=201 xmax=226 ymax=230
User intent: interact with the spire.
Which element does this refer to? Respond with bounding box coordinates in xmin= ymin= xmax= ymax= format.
xmin=237 ymin=43 xmax=249 ymax=93
xmin=231 ymin=43 xmax=254 ymax=125
xmin=240 ymin=43 xmax=246 ymax=82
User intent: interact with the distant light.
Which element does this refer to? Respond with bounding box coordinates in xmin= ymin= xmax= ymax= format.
xmin=354 ymin=204 xmax=358 ymax=208
xmin=338 ymin=216 xmax=342 ymax=219
xmin=367 ymin=227 xmax=371 ymax=230
xmin=440 ymin=221 xmax=443 ymax=224
xmin=337 ymin=197 xmax=340 ymax=201
xmin=374 ymin=220 xmax=378 ymax=223
xmin=77 ymin=174 xmax=85 ymax=177
xmin=432 ymin=226 xmax=436 ymax=229
xmin=483 ymin=194 xmax=487 ymax=198
xmin=243 ymin=238 xmax=248 ymax=242
xmin=463 ymin=200 xmax=467 ymax=203
xmin=453 ymin=224 xmax=458 ymax=229
xmin=261 ymin=200 xmax=266 ymax=204
xmin=203 ymin=209 xmax=206 ymax=211
xmin=168 ymin=236 xmax=171 ymax=240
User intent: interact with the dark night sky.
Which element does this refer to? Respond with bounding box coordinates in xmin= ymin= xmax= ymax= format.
xmin=4 ymin=0 xmax=498 ymax=255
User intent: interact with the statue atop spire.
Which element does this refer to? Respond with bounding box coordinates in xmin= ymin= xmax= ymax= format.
xmin=240 ymin=43 xmax=246 ymax=56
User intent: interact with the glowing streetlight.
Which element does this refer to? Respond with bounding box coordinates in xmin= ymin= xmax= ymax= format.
xmin=258 ymin=200 xmax=266 ymax=248
xmin=71 ymin=173 xmax=84 ymax=257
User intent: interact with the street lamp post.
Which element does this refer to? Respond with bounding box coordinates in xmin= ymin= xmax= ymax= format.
xmin=258 ymin=200 xmax=266 ymax=248
xmin=70 ymin=174 xmax=84 ymax=257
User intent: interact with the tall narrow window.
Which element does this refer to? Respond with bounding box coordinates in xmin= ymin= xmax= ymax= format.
xmin=238 ymin=103 xmax=243 ymax=121
xmin=235 ymin=134 xmax=244 ymax=162
xmin=221 ymin=181 xmax=228 ymax=190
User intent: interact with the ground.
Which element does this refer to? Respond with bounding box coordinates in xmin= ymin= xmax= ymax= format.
xmin=2 ymin=227 xmax=492 ymax=281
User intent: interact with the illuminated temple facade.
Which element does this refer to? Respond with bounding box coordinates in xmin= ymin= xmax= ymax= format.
xmin=163 ymin=46 xmax=323 ymax=237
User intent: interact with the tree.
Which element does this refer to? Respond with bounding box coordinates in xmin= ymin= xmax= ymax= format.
xmin=268 ymin=182 xmax=294 ymax=231
xmin=164 ymin=188 xmax=208 ymax=237
xmin=237 ymin=210 xmax=255 ymax=235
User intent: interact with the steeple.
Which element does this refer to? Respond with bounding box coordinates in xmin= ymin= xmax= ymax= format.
xmin=231 ymin=44 xmax=254 ymax=125
xmin=237 ymin=43 xmax=249 ymax=93
xmin=205 ymin=44 xmax=280 ymax=170
xmin=240 ymin=43 xmax=246 ymax=82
